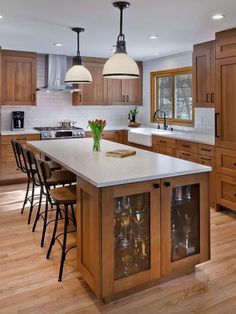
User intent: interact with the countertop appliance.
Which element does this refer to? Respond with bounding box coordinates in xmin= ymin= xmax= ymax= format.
xmin=12 ymin=111 xmax=24 ymax=131
xmin=34 ymin=126 xmax=85 ymax=140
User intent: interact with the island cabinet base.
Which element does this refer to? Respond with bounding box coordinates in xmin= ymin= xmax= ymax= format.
xmin=76 ymin=173 xmax=210 ymax=303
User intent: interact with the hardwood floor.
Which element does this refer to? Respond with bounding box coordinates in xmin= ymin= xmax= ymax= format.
xmin=1 ymin=184 xmax=236 ymax=313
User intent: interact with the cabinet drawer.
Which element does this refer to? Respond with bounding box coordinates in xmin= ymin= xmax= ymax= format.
xmin=198 ymin=144 xmax=215 ymax=157
xmin=217 ymin=174 xmax=236 ymax=211
xmin=152 ymin=136 xmax=176 ymax=148
xmin=176 ymin=150 xmax=198 ymax=162
xmin=1 ymin=134 xmax=39 ymax=144
xmin=216 ymin=148 xmax=236 ymax=176
xmin=198 ymin=155 xmax=215 ymax=167
xmin=176 ymin=140 xmax=197 ymax=153
xmin=153 ymin=146 xmax=176 ymax=157
xmin=1 ymin=161 xmax=25 ymax=178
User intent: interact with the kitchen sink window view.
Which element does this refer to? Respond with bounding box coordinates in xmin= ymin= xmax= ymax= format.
xmin=151 ymin=67 xmax=193 ymax=125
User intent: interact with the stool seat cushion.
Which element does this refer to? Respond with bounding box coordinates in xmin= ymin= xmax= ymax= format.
xmin=50 ymin=185 xmax=77 ymax=205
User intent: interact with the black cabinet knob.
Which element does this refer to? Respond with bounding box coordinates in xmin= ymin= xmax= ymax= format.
xmin=153 ymin=183 xmax=160 ymax=189
xmin=164 ymin=182 xmax=170 ymax=187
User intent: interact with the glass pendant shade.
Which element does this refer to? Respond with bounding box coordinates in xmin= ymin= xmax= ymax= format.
xmin=65 ymin=64 xmax=92 ymax=83
xmin=103 ymin=53 xmax=139 ymax=79
xmin=103 ymin=1 xmax=139 ymax=80
xmin=65 ymin=27 xmax=92 ymax=84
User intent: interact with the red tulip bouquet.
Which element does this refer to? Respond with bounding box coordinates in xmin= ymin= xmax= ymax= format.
xmin=88 ymin=119 xmax=107 ymax=152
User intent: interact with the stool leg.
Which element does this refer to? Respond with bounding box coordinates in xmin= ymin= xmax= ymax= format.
xmin=32 ymin=187 xmax=43 ymax=232
xmin=21 ymin=179 xmax=30 ymax=214
xmin=71 ymin=205 xmax=77 ymax=227
xmin=27 ymin=182 xmax=35 ymax=225
xmin=47 ymin=204 xmax=60 ymax=259
xmin=58 ymin=204 xmax=68 ymax=282
xmin=41 ymin=198 xmax=49 ymax=247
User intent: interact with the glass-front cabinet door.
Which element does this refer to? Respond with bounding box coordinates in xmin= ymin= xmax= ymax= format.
xmin=101 ymin=180 xmax=161 ymax=301
xmin=161 ymin=173 xmax=210 ymax=277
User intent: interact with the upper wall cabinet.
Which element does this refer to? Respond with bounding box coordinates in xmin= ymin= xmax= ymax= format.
xmin=192 ymin=41 xmax=215 ymax=108
xmin=73 ymin=58 xmax=143 ymax=106
xmin=73 ymin=60 xmax=108 ymax=106
xmin=107 ymin=66 xmax=143 ymax=106
xmin=216 ymin=29 xmax=236 ymax=59
xmin=1 ymin=50 xmax=37 ymax=106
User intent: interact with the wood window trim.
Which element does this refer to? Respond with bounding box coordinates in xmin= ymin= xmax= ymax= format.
xmin=150 ymin=67 xmax=193 ymax=126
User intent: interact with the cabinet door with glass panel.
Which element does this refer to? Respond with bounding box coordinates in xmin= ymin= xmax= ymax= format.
xmin=101 ymin=180 xmax=161 ymax=300
xmin=151 ymin=67 xmax=192 ymax=126
xmin=161 ymin=174 xmax=210 ymax=278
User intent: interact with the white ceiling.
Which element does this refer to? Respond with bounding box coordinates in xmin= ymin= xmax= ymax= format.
xmin=0 ymin=0 xmax=235 ymax=61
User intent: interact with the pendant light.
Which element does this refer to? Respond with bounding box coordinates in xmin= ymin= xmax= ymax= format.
xmin=65 ymin=27 xmax=92 ymax=84
xmin=103 ymin=1 xmax=139 ymax=80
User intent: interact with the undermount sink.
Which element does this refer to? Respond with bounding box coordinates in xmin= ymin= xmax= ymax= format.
xmin=152 ymin=129 xmax=175 ymax=136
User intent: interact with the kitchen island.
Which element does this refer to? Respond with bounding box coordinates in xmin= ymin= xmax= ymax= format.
xmin=28 ymin=138 xmax=211 ymax=303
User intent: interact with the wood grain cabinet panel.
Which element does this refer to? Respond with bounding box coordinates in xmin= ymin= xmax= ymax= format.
xmin=192 ymin=41 xmax=215 ymax=108
xmin=198 ymin=144 xmax=215 ymax=157
xmin=216 ymin=174 xmax=236 ymax=211
xmin=176 ymin=140 xmax=198 ymax=154
xmin=216 ymin=148 xmax=236 ymax=177
xmin=1 ymin=50 xmax=36 ymax=106
xmin=175 ymin=150 xmax=198 ymax=162
xmin=215 ymin=56 xmax=236 ymax=149
xmin=216 ymin=29 xmax=236 ymax=59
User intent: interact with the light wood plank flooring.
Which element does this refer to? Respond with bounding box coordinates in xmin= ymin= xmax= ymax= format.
xmin=1 ymin=184 xmax=236 ymax=313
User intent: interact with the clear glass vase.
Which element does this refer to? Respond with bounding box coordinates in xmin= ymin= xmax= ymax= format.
xmin=92 ymin=133 xmax=101 ymax=152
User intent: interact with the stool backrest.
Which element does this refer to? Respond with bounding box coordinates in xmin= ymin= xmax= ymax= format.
xmin=21 ymin=147 xmax=38 ymax=183
xmin=11 ymin=140 xmax=26 ymax=173
xmin=35 ymin=158 xmax=52 ymax=198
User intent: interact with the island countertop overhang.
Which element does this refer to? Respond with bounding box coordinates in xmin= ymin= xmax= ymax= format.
xmin=28 ymin=138 xmax=211 ymax=188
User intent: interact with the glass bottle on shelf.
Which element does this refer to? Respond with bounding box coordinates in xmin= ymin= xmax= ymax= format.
xmin=114 ymin=193 xmax=150 ymax=280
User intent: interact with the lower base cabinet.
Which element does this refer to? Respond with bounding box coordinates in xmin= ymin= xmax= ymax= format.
xmin=76 ymin=172 xmax=210 ymax=302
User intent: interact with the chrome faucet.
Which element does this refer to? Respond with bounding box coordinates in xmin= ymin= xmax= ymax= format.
xmin=153 ymin=109 xmax=168 ymax=130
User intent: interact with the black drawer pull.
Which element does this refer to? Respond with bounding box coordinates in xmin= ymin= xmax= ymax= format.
xmin=211 ymin=93 xmax=215 ymax=103
xmin=122 ymin=95 xmax=125 ymax=102
xmin=182 ymin=153 xmax=191 ymax=157
xmin=160 ymin=140 xmax=167 ymax=144
xmin=200 ymin=157 xmax=211 ymax=162
xmin=215 ymin=113 xmax=220 ymax=138
xmin=233 ymin=163 xmax=236 ymax=166
xmin=182 ymin=144 xmax=191 ymax=148
xmin=153 ymin=183 xmax=160 ymax=189
xmin=164 ymin=182 xmax=170 ymax=187
xmin=206 ymin=93 xmax=210 ymax=103
xmin=201 ymin=148 xmax=211 ymax=152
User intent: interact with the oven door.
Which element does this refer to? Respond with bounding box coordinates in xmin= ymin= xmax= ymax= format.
xmin=55 ymin=131 xmax=73 ymax=138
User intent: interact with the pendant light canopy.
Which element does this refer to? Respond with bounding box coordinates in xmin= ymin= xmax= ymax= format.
xmin=65 ymin=27 xmax=92 ymax=84
xmin=103 ymin=1 xmax=139 ymax=80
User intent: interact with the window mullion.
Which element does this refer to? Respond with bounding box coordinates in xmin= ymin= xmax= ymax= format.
xmin=172 ymin=75 xmax=175 ymax=120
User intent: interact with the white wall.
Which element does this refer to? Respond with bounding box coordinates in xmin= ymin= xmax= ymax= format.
xmin=140 ymin=51 xmax=215 ymax=134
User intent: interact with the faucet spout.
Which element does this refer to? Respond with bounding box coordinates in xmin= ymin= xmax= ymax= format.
xmin=153 ymin=109 xmax=168 ymax=130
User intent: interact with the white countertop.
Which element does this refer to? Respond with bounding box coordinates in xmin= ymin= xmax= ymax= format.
xmin=28 ymin=138 xmax=211 ymax=188
xmin=0 ymin=129 xmax=40 ymax=136
xmin=128 ymin=128 xmax=215 ymax=146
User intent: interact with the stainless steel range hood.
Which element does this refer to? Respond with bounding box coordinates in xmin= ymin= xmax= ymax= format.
xmin=37 ymin=54 xmax=81 ymax=93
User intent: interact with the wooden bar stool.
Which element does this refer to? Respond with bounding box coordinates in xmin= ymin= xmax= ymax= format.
xmin=36 ymin=159 xmax=77 ymax=281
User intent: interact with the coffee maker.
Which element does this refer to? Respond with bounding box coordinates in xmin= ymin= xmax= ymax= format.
xmin=12 ymin=111 xmax=25 ymax=131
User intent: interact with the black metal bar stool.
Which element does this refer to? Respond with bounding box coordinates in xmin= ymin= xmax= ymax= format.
xmin=33 ymin=155 xmax=76 ymax=247
xmin=36 ymin=159 xmax=77 ymax=281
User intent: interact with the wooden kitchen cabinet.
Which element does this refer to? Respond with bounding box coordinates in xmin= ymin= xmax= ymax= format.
xmin=152 ymin=135 xmax=176 ymax=157
xmin=216 ymin=28 xmax=236 ymax=59
xmin=1 ymin=50 xmax=37 ymax=106
xmin=0 ymin=134 xmax=40 ymax=182
xmin=73 ymin=60 xmax=108 ymax=106
xmin=161 ymin=173 xmax=210 ymax=277
xmin=192 ymin=41 xmax=215 ymax=108
xmin=101 ymin=180 xmax=161 ymax=301
xmin=215 ymin=56 xmax=236 ymax=149
xmin=107 ymin=66 xmax=143 ymax=106
xmin=73 ymin=59 xmax=143 ymax=106
xmin=85 ymin=130 xmax=124 ymax=144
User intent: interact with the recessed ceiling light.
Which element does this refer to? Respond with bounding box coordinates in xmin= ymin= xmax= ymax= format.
xmin=0 ymin=15 xmax=3 ymax=19
xmin=53 ymin=43 xmax=62 ymax=47
xmin=212 ymin=14 xmax=225 ymax=20
xmin=149 ymin=35 xmax=158 ymax=39
xmin=154 ymin=53 xmax=160 ymax=56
